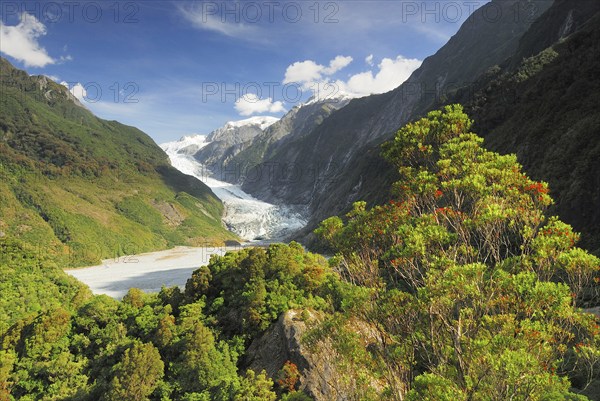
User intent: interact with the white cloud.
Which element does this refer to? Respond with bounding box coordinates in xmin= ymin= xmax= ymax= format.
xmin=61 ymin=81 xmax=87 ymax=102
xmin=283 ymin=55 xmax=353 ymax=86
xmin=0 ymin=13 xmax=56 ymax=67
xmin=234 ymin=93 xmax=285 ymax=116
xmin=344 ymin=55 xmax=422 ymax=96
xmin=324 ymin=55 xmax=353 ymax=75
xmin=179 ymin=5 xmax=260 ymax=40
xmin=282 ymin=54 xmax=422 ymax=101
xmin=283 ymin=60 xmax=324 ymax=85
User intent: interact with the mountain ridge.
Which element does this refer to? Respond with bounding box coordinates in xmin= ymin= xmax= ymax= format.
xmin=456 ymin=0 xmax=600 ymax=252
xmin=193 ymin=96 xmax=351 ymax=194
xmin=228 ymin=0 xmax=553 ymax=241
xmin=0 ymin=57 xmax=236 ymax=266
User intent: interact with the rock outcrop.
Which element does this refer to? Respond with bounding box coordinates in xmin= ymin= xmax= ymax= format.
xmin=245 ymin=309 xmax=382 ymax=401
xmin=245 ymin=310 xmax=340 ymax=400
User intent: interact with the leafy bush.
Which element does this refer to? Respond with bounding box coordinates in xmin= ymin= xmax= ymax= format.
xmin=186 ymin=242 xmax=335 ymax=338
xmin=315 ymin=105 xmax=600 ymax=400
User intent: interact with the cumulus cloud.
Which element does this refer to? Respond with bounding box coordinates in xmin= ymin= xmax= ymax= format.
xmin=324 ymin=55 xmax=353 ymax=75
xmin=282 ymin=54 xmax=422 ymax=100
xmin=61 ymin=81 xmax=87 ymax=102
xmin=283 ymin=60 xmax=323 ymax=85
xmin=343 ymin=55 xmax=422 ymax=96
xmin=234 ymin=93 xmax=285 ymax=116
xmin=0 ymin=13 xmax=56 ymax=67
xmin=283 ymin=55 xmax=353 ymax=86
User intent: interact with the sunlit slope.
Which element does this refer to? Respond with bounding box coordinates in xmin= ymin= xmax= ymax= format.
xmin=0 ymin=57 xmax=236 ymax=266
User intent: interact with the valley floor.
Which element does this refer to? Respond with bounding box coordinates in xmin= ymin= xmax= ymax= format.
xmin=68 ymin=140 xmax=310 ymax=300
xmin=66 ymin=245 xmax=240 ymax=298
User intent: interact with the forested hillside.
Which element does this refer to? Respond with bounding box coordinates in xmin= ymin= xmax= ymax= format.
xmin=0 ymin=58 xmax=236 ymax=267
xmin=1 ymin=240 xmax=337 ymax=400
xmin=312 ymin=105 xmax=600 ymax=400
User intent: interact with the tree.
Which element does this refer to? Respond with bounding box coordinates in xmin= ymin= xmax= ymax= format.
xmin=234 ymin=370 xmax=277 ymax=401
xmin=277 ymin=361 xmax=301 ymax=393
xmin=0 ymin=350 xmax=16 ymax=401
xmin=173 ymin=303 xmax=239 ymax=400
xmin=122 ymin=288 xmax=146 ymax=309
xmin=316 ymin=105 xmax=600 ymax=399
xmin=7 ymin=307 xmax=90 ymax=400
xmin=185 ymin=265 xmax=212 ymax=301
xmin=104 ymin=342 xmax=164 ymax=401
xmin=190 ymin=243 xmax=333 ymax=338
xmin=280 ymin=392 xmax=314 ymax=401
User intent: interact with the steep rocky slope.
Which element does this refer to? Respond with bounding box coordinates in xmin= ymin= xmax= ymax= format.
xmin=193 ymin=97 xmax=351 ymax=188
xmin=194 ymin=116 xmax=278 ymax=176
xmin=454 ymin=0 xmax=600 ymax=252
xmin=245 ymin=309 xmax=381 ymax=401
xmin=223 ymin=0 xmax=600 ymax=255
xmin=236 ymin=0 xmax=553 ymax=238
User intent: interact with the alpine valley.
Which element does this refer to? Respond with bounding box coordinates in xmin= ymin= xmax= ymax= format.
xmin=1 ymin=1 xmax=600 ymax=400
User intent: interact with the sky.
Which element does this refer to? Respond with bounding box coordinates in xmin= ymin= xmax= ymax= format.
xmin=0 ymin=0 xmax=490 ymax=143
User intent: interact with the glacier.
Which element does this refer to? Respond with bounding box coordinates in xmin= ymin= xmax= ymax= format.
xmin=161 ymin=135 xmax=307 ymax=241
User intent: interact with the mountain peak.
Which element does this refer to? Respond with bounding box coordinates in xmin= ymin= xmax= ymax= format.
xmin=205 ymin=116 xmax=279 ymax=143
xmin=1 ymin=57 xmax=88 ymax=110
xmin=304 ymin=90 xmax=357 ymax=106
xmin=161 ymin=134 xmax=209 ymax=156
xmin=223 ymin=116 xmax=280 ymax=131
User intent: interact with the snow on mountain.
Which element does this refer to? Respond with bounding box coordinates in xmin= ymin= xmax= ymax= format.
xmin=161 ymin=134 xmax=208 ymax=156
xmin=205 ymin=116 xmax=278 ymax=143
xmin=160 ymin=136 xmax=306 ymax=241
xmin=224 ymin=115 xmax=279 ymax=130
xmin=304 ymin=90 xmax=358 ymax=106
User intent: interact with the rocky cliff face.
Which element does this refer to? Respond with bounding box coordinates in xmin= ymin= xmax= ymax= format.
xmin=452 ymin=0 xmax=600 ymax=252
xmin=194 ymin=116 xmax=278 ymax=177
xmin=245 ymin=309 xmax=381 ymax=401
xmin=245 ymin=310 xmax=311 ymax=388
xmin=236 ymin=0 xmax=552 ymax=239
xmin=507 ymin=0 xmax=600 ymax=69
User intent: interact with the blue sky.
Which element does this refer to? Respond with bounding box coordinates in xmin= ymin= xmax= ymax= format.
xmin=0 ymin=1 xmax=489 ymax=143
